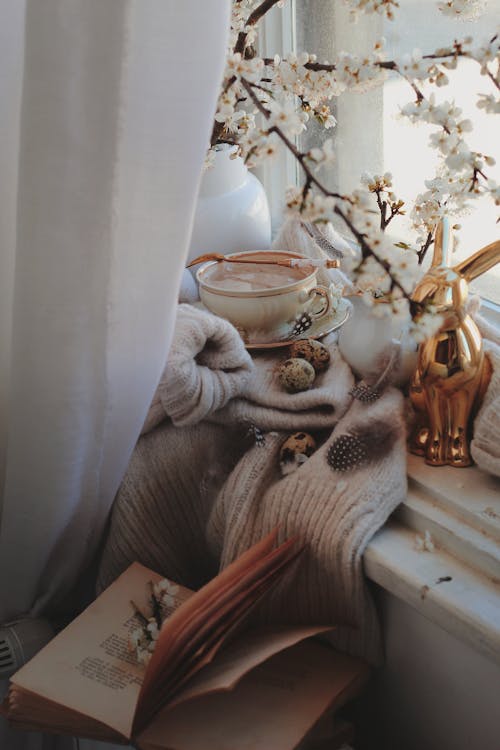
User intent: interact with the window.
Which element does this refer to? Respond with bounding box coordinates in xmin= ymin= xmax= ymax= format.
xmin=263 ymin=0 xmax=500 ymax=302
xmin=381 ymin=1 xmax=500 ymax=302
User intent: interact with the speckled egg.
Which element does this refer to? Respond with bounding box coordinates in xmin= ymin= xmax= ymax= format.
xmin=279 ymin=432 xmax=317 ymax=476
xmin=288 ymin=339 xmax=330 ymax=374
xmin=277 ymin=358 xmax=316 ymax=393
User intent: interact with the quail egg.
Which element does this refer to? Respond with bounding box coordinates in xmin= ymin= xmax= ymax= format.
xmin=279 ymin=432 xmax=317 ymax=476
xmin=277 ymin=358 xmax=316 ymax=393
xmin=288 ymin=339 xmax=330 ymax=374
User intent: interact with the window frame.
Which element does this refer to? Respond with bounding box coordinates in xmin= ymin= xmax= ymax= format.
xmin=260 ymin=4 xmax=500 ymax=309
xmin=255 ymin=1 xmax=299 ymax=233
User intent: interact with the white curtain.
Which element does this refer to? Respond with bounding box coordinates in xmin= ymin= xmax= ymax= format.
xmin=0 ymin=0 xmax=230 ymax=747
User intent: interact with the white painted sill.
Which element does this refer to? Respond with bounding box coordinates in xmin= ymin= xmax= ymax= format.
xmin=364 ymin=300 xmax=500 ymax=665
xmin=365 ymin=453 xmax=500 ymax=667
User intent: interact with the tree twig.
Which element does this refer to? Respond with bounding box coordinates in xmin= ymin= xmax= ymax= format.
xmin=234 ymin=0 xmax=284 ymax=55
xmin=375 ymin=189 xmax=388 ymax=229
xmin=334 ymin=205 xmax=410 ymax=298
xmin=148 ymin=582 xmax=163 ymax=630
xmin=485 ymin=68 xmax=500 ymax=91
xmin=212 ymin=22 xmax=497 ymax=297
xmin=417 ymin=231 xmax=434 ymax=264
xmin=241 ymin=79 xmax=351 ymax=202
xmin=212 ymin=0 xmax=284 ymax=145
xmin=130 ymin=600 xmax=149 ymax=627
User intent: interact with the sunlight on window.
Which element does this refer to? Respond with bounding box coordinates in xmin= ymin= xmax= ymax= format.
xmin=382 ymin=0 xmax=500 ymax=301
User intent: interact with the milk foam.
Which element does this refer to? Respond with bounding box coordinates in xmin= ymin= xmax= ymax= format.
xmin=203 ymin=261 xmax=310 ymax=291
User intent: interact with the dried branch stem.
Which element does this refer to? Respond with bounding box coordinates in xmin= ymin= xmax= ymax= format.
xmin=375 ymin=190 xmax=387 ymax=230
xmin=212 ymin=0 xmax=283 ymax=145
xmin=417 ymin=231 xmax=434 ymax=264
xmin=334 ymin=206 xmax=409 ymax=299
xmin=234 ymin=0 xmax=284 ymax=54
xmin=241 ymin=78 xmax=350 ymax=202
xmin=485 ymin=68 xmax=500 ymax=91
xmin=130 ymin=600 xmax=149 ymax=627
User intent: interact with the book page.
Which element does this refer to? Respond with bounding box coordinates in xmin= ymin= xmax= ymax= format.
xmin=136 ymin=527 xmax=282 ymax=707
xmin=166 ymin=625 xmax=332 ymax=709
xmin=137 ymin=640 xmax=369 ymax=750
xmin=133 ymin=530 xmax=302 ymax=733
xmin=135 ymin=548 xmax=304 ymax=726
xmin=10 ymin=563 xmax=191 ymax=739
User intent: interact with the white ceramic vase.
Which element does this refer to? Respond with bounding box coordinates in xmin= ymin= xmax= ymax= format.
xmin=187 ymin=144 xmax=271 ymax=264
xmin=338 ymin=296 xmax=418 ymax=386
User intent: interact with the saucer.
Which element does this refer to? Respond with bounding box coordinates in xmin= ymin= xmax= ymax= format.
xmin=244 ymin=297 xmax=351 ymax=350
xmin=194 ymin=298 xmax=351 ymax=350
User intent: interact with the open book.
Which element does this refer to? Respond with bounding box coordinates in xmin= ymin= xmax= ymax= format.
xmin=2 ymin=530 xmax=369 ymax=750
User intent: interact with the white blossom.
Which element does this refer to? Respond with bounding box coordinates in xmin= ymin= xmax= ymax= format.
xmin=267 ymin=98 xmax=308 ymax=137
xmin=415 ymin=530 xmax=436 ymax=551
xmin=437 ymin=0 xmax=485 ymax=19
xmin=343 ymin=0 xmax=400 ymax=20
xmin=308 ymin=138 xmax=336 ymax=171
xmin=215 ymin=108 xmax=246 ymax=133
xmin=410 ymin=310 xmax=444 ymax=344
xmin=129 ymin=616 xmax=160 ymax=665
xmin=400 ymin=49 xmax=432 ymax=81
xmin=209 ymin=3 xmax=498 ymax=341
xmin=153 ymin=578 xmax=180 ymax=610
xmin=487 ymin=179 xmax=500 ymax=205
xmin=204 ymin=148 xmax=216 ymax=171
xmin=477 ymin=93 xmax=500 ymax=114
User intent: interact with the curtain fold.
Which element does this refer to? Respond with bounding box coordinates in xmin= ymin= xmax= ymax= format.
xmin=0 ymin=0 xmax=230 ymax=747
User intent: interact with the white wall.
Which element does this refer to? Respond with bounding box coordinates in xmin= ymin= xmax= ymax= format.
xmin=358 ymin=590 xmax=500 ymax=750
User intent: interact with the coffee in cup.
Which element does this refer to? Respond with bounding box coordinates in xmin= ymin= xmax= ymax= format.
xmin=197 ymin=251 xmax=333 ymax=344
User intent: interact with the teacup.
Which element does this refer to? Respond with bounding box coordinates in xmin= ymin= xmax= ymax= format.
xmin=197 ymin=250 xmax=333 ymax=344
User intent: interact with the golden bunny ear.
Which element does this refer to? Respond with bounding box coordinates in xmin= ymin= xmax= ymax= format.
xmin=454 ymin=240 xmax=500 ymax=282
xmin=430 ymin=217 xmax=453 ymax=268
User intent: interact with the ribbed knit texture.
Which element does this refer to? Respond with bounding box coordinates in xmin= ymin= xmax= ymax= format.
xmin=463 ymin=297 xmax=500 ymax=477
xmin=98 ymin=388 xmax=407 ymax=665
xmin=207 ymin=389 xmax=407 ymax=665
xmin=468 ymin=295 xmax=500 ymax=346
xmin=97 ymin=420 xmax=249 ymax=592
xmin=471 ymin=340 xmax=500 ymax=478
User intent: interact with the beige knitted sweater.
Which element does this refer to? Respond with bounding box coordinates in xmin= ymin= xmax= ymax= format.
xmin=98 ymin=328 xmax=408 ymax=665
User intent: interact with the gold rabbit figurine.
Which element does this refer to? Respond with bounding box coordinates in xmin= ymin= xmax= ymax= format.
xmin=409 ymin=218 xmax=500 ymax=467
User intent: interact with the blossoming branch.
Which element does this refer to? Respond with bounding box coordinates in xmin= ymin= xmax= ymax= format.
xmin=208 ymin=0 xmax=499 ymax=340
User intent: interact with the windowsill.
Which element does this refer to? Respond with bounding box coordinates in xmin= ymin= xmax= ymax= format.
xmin=365 ymin=453 xmax=500 ymax=667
